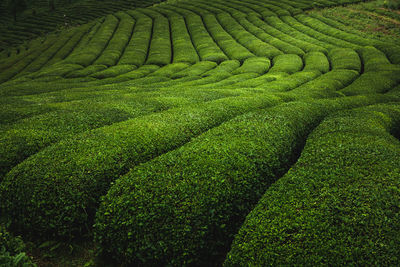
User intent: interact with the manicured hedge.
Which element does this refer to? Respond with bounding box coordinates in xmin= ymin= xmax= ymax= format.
xmin=328 ymin=47 xmax=361 ymax=72
xmin=357 ymin=46 xmax=393 ymax=72
xmin=217 ymin=13 xmax=282 ymax=59
xmin=0 ymin=94 xmax=282 ymax=239
xmin=94 ymin=101 xmax=329 ymax=265
xmin=289 ymin=69 xmax=359 ymax=99
xmin=90 ymin=65 xmax=137 ymax=79
xmin=63 ymin=15 xmax=119 ymax=66
xmin=94 ymin=95 xmax=397 ymax=266
xmin=248 ymin=15 xmax=327 ymax=54
xmin=340 ymin=70 xmax=400 ymax=96
xmin=94 ymin=12 xmax=135 ymax=66
xmin=169 ymin=16 xmax=199 ymax=64
xmin=225 ymin=102 xmax=400 ymax=266
xmin=145 ymin=12 xmax=172 ymax=66
xmin=202 ymin=60 xmax=240 ymax=77
xmin=232 ymin=57 xmax=271 ymax=75
xmin=118 ymin=11 xmax=152 ymax=66
xmin=202 ymin=14 xmax=254 ymax=62
xmin=184 ymin=14 xmax=228 ymax=63
xmin=303 ymin=51 xmax=330 ymax=73
xmin=237 ymin=16 xmax=305 ymax=56
xmin=270 ymin=54 xmax=303 ymax=74
xmin=171 ymin=61 xmax=217 ymax=79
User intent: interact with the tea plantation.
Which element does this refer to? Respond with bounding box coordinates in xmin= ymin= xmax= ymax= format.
xmin=0 ymin=0 xmax=399 ymax=265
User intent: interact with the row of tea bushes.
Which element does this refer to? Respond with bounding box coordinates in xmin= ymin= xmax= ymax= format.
xmin=0 ymin=94 xmax=282 ymax=239
xmin=94 ymin=94 xmax=399 ymax=266
xmin=225 ymin=102 xmax=400 ymax=266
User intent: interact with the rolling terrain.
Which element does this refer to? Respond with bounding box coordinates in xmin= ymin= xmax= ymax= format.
xmin=0 ymin=0 xmax=400 ymax=265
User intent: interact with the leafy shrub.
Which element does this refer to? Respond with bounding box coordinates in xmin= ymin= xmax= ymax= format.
xmin=303 ymin=51 xmax=330 ymax=73
xmin=0 ymin=225 xmax=35 ymax=267
xmin=90 ymin=65 xmax=137 ymax=79
xmin=171 ymin=61 xmax=217 ymax=79
xmin=232 ymin=57 xmax=271 ymax=75
xmin=329 ymin=47 xmax=361 ymax=72
xmin=146 ymin=14 xmax=171 ymax=66
xmin=0 ymin=94 xmax=282 ymax=239
xmin=94 ymin=101 xmax=330 ymax=265
xmin=202 ymin=60 xmax=240 ymax=77
xmin=225 ymin=103 xmax=400 ymax=266
xmin=118 ymin=12 xmax=152 ymax=66
xmin=270 ymin=54 xmax=303 ymax=74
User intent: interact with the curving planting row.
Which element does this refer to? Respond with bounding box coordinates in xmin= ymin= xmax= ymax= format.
xmin=94 ymin=94 xmax=399 ymax=266
xmin=225 ymin=102 xmax=400 ymax=266
xmin=0 ymin=94 xmax=282 ymax=239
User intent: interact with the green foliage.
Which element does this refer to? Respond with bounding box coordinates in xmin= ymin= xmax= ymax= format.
xmin=94 ymin=101 xmax=328 ymax=265
xmin=270 ymin=54 xmax=303 ymax=74
xmin=232 ymin=57 xmax=271 ymax=75
xmin=225 ymin=103 xmax=400 ymax=266
xmin=329 ymin=47 xmax=361 ymax=72
xmin=303 ymin=51 xmax=330 ymax=73
xmin=0 ymin=225 xmax=35 ymax=267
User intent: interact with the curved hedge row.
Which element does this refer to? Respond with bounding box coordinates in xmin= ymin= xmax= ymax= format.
xmin=225 ymin=102 xmax=400 ymax=266
xmin=94 ymin=95 xmax=398 ymax=266
xmin=0 ymin=94 xmax=282 ymax=239
xmin=94 ymin=101 xmax=330 ymax=265
xmin=270 ymin=54 xmax=303 ymax=74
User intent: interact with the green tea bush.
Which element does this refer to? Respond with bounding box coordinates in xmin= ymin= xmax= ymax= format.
xmin=171 ymin=61 xmax=217 ymax=79
xmin=185 ymin=14 xmax=228 ymax=63
xmin=149 ymin=63 xmax=190 ymax=77
xmin=295 ymin=14 xmax=371 ymax=47
xmin=118 ymin=12 xmax=152 ymax=66
xmin=265 ymin=16 xmax=334 ymax=50
xmin=303 ymin=51 xmax=330 ymax=73
xmin=329 ymin=47 xmax=361 ymax=72
xmin=94 ymin=101 xmax=330 ymax=266
xmin=270 ymin=54 xmax=303 ymax=74
xmin=0 ymin=95 xmax=282 ymax=239
xmin=217 ymin=13 xmax=282 ymax=59
xmin=94 ymin=12 xmax=135 ymax=66
xmin=202 ymin=60 xmax=240 ymax=76
xmin=248 ymin=15 xmax=327 ymax=54
xmin=341 ymin=70 xmax=400 ymax=95
xmin=357 ymin=46 xmax=392 ymax=72
xmin=170 ymin=16 xmax=199 ymax=64
xmin=0 ymin=225 xmax=35 ymax=267
xmin=46 ymin=23 xmax=95 ymax=66
xmin=237 ymin=16 xmax=305 ymax=56
xmin=232 ymin=57 xmax=271 ymax=75
xmin=63 ymin=15 xmax=119 ymax=66
xmin=90 ymin=65 xmax=137 ymax=79
xmin=146 ymin=14 xmax=171 ymax=65
xmin=203 ymin=14 xmax=254 ymax=62
xmin=233 ymin=72 xmax=288 ymax=88
xmin=0 ymin=34 xmax=59 ymax=83
xmin=200 ymin=73 xmax=260 ymax=88
xmin=225 ymin=103 xmax=400 ymax=266
xmin=289 ymin=69 xmax=359 ymax=98
xmin=260 ymin=70 xmax=321 ymax=92
xmin=66 ymin=65 xmax=107 ymax=78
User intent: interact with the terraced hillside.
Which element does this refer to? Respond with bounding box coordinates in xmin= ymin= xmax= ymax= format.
xmin=0 ymin=0 xmax=400 ymax=265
